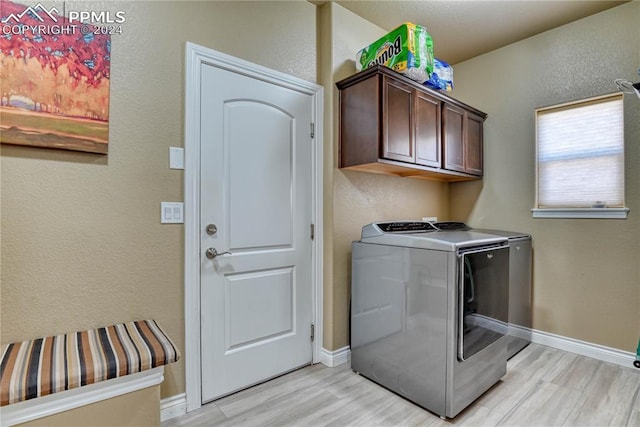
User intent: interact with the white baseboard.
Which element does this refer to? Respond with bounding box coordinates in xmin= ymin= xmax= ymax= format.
xmin=161 ymin=393 xmax=187 ymax=422
xmin=319 ymin=346 xmax=351 ymax=368
xmin=507 ymin=323 xmax=533 ymax=341
xmin=0 ymin=367 xmax=164 ymax=427
xmin=514 ymin=325 xmax=637 ymax=369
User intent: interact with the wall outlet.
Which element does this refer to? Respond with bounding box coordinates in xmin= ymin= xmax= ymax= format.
xmin=422 ymin=217 xmax=438 ymax=223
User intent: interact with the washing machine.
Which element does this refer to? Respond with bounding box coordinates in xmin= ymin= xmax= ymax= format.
xmin=351 ymin=221 xmax=509 ymax=419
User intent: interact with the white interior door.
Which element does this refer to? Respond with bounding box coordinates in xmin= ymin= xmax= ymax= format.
xmin=199 ymin=62 xmax=314 ymax=402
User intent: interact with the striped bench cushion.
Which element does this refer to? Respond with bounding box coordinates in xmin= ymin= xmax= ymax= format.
xmin=0 ymin=319 xmax=180 ymax=406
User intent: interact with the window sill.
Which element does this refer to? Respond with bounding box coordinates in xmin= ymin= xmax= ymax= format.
xmin=531 ymin=208 xmax=629 ymax=219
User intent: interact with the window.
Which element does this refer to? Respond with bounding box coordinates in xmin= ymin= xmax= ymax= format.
xmin=533 ymin=93 xmax=628 ymax=219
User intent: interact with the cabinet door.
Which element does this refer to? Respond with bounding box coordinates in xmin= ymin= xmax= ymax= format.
xmin=339 ymin=75 xmax=381 ymax=168
xmin=382 ymin=77 xmax=414 ymax=163
xmin=415 ymin=92 xmax=441 ymax=168
xmin=465 ymin=112 xmax=483 ymax=176
xmin=443 ymin=103 xmax=465 ymax=173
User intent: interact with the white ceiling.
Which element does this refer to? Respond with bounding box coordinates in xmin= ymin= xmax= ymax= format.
xmin=334 ymin=1 xmax=627 ymax=64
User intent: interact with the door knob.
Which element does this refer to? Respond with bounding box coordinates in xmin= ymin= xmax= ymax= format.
xmin=205 ymin=248 xmax=232 ymax=259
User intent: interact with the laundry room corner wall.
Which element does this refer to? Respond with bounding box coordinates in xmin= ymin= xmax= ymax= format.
xmin=319 ymin=3 xmax=451 ymax=352
xmin=1 ymin=0 xmax=317 ymax=405
xmin=449 ymin=2 xmax=640 ymax=352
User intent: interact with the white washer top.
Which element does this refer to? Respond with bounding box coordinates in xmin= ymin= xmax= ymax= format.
xmin=432 ymin=221 xmax=530 ymax=240
xmin=360 ymin=221 xmax=508 ymax=252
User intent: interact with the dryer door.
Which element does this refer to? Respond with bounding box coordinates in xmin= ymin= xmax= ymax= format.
xmin=457 ymin=245 xmax=509 ymax=361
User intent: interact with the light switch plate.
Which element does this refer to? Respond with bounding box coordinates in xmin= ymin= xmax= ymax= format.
xmin=161 ymin=202 xmax=184 ymax=223
xmin=169 ymin=147 xmax=184 ymax=170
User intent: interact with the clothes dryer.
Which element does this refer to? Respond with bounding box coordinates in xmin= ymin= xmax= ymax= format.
xmin=434 ymin=222 xmax=533 ymax=358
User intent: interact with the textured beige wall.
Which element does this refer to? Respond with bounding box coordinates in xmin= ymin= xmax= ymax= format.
xmin=450 ymin=2 xmax=639 ymax=351
xmin=0 ymin=0 xmax=317 ymax=400
xmin=322 ymin=3 xmax=450 ymax=350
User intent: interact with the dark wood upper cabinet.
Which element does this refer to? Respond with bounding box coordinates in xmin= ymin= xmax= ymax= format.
xmin=443 ymin=103 xmax=465 ymax=173
xmin=443 ymin=103 xmax=484 ymax=176
xmin=338 ymin=74 xmax=379 ymax=168
xmin=415 ymin=91 xmax=441 ymax=168
xmin=337 ymin=66 xmax=486 ymax=181
xmin=382 ymin=77 xmax=414 ymax=163
xmin=465 ymin=112 xmax=484 ymax=176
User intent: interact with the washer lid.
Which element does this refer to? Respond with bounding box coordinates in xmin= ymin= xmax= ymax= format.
xmin=433 ymin=221 xmax=531 ymax=239
xmin=360 ymin=221 xmax=508 ymax=251
xmin=472 ymin=228 xmax=531 ymax=239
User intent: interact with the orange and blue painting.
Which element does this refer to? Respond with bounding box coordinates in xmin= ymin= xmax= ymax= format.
xmin=0 ymin=0 xmax=110 ymax=154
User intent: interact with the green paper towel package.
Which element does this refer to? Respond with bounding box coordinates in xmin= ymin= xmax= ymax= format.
xmin=356 ymin=22 xmax=434 ymax=83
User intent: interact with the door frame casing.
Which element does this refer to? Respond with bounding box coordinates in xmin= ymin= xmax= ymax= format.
xmin=183 ymin=42 xmax=324 ymax=412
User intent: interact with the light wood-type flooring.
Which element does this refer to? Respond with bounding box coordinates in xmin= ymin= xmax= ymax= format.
xmin=163 ymin=343 xmax=640 ymax=426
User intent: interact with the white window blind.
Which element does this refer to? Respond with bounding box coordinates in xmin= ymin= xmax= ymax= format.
xmin=536 ymin=93 xmax=624 ymax=209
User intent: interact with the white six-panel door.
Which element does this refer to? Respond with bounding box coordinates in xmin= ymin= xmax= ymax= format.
xmin=199 ymin=62 xmax=314 ymax=402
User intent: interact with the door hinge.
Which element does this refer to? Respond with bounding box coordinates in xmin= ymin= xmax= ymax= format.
xmin=310 ymin=223 xmax=315 ymax=240
xmin=311 ymin=324 xmax=315 ymax=342
xmin=310 ymin=123 xmax=315 ymax=139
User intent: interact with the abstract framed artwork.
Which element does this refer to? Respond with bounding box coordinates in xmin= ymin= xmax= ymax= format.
xmin=0 ymin=0 xmax=111 ymax=154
